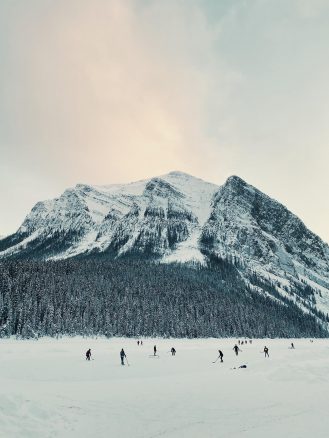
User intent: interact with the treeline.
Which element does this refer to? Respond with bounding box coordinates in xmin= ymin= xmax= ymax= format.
xmin=0 ymin=258 xmax=327 ymax=339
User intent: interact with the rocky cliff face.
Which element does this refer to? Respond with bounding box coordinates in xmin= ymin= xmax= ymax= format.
xmin=202 ymin=176 xmax=329 ymax=282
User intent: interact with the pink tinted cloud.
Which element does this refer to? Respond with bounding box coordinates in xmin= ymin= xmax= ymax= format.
xmin=4 ymin=0 xmax=235 ymax=185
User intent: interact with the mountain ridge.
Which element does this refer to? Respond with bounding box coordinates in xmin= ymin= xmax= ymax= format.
xmin=1 ymin=171 xmax=329 ymax=325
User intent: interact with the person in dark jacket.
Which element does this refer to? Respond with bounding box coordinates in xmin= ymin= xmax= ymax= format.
xmin=171 ymin=347 xmax=176 ymax=356
xmin=86 ymin=349 xmax=91 ymax=361
xmin=264 ymin=346 xmax=269 ymax=358
xmin=218 ymin=350 xmax=224 ymax=362
xmin=233 ymin=345 xmax=241 ymax=356
xmin=154 ymin=345 xmax=157 ymax=356
xmin=120 ymin=348 xmax=126 ymax=365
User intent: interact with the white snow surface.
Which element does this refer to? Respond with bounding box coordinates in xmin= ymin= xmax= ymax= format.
xmin=1 ymin=337 xmax=329 ymax=438
xmin=161 ymin=171 xmax=216 ymax=225
xmin=160 ymin=172 xmax=216 ymax=264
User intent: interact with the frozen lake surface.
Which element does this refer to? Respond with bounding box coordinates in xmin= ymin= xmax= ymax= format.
xmin=1 ymin=337 xmax=329 ymax=437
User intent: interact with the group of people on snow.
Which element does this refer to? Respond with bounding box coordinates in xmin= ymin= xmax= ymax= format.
xmin=85 ymin=344 xmax=177 ymax=365
xmin=86 ymin=340 xmax=301 ymax=366
xmin=238 ymin=339 xmax=252 ymax=345
xmin=214 ymin=342 xmax=270 ymax=363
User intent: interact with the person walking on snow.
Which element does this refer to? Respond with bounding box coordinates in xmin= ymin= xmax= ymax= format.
xmin=171 ymin=347 xmax=176 ymax=356
xmin=154 ymin=345 xmax=157 ymax=356
xmin=86 ymin=349 xmax=91 ymax=361
xmin=263 ymin=346 xmax=269 ymax=358
xmin=233 ymin=344 xmax=241 ymax=356
xmin=218 ymin=350 xmax=224 ymax=362
xmin=120 ymin=348 xmax=126 ymax=365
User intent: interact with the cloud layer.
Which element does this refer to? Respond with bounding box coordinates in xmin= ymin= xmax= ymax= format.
xmin=1 ymin=0 xmax=329 ymax=241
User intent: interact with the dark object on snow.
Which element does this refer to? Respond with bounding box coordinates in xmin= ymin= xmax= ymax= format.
xmin=171 ymin=347 xmax=176 ymax=356
xmin=218 ymin=349 xmax=224 ymax=362
xmin=120 ymin=348 xmax=126 ymax=365
xmin=154 ymin=345 xmax=157 ymax=356
xmin=232 ymin=364 xmax=247 ymax=370
xmin=291 ymin=342 xmax=295 ymax=349
xmin=264 ymin=346 xmax=269 ymax=358
xmin=86 ymin=348 xmax=91 ymax=361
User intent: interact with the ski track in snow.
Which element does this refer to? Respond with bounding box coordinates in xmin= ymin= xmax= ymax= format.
xmin=1 ymin=337 xmax=329 ymax=438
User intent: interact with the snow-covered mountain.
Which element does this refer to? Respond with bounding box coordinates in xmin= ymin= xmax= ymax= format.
xmin=1 ymin=171 xmax=329 ymax=319
xmin=0 ymin=171 xmax=217 ymax=262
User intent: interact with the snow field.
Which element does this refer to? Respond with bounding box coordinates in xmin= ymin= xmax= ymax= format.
xmin=1 ymin=337 xmax=329 ymax=437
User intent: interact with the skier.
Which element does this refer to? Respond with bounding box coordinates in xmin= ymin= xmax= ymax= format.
xmin=171 ymin=347 xmax=176 ymax=356
xmin=141 ymin=340 xmax=143 ymax=346
xmin=154 ymin=345 xmax=157 ymax=356
xmin=263 ymin=346 xmax=269 ymax=358
xmin=291 ymin=342 xmax=295 ymax=349
xmin=233 ymin=344 xmax=241 ymax=356
xmin=218 ymin=349 xmax=224 ymax=363
xmin=137 ymin=340 xmax=140 ymax=346
xmin=120 ymin=348 xmax=126 ymax=365
xmin=86 ymin=348 xmax=91 ymax=361
xmin=238 ymin=340 xmax=241 ymax=345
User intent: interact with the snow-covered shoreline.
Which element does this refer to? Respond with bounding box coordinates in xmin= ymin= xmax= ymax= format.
xmin=1 ymin=337 xmax=329 ymax=437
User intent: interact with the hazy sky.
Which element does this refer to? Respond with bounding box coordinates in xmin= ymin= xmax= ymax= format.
xmin=1 ymin=0 xmax=329 ymax=241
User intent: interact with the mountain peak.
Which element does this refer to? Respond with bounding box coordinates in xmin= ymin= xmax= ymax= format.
xmin=166 ymin=170 xmax=193 ymax=178
xmin=224 ymin=175 xmax=248 ymax=188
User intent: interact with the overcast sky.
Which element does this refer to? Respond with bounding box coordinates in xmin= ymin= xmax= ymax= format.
xmin=1 ymin=0 xmax=329 ymax=241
